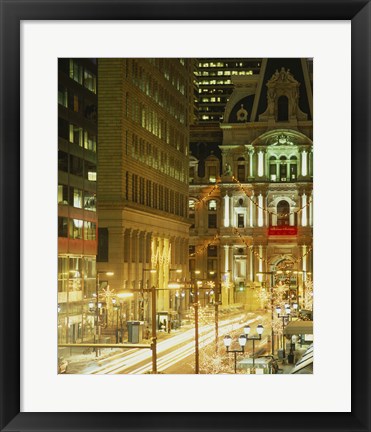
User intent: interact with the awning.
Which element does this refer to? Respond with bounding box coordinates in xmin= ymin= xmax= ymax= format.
xmin=283 ymin=320 xmax=313 ymax=335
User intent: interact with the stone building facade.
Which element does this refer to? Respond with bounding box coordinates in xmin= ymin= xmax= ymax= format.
xmin=97 ymin=59 xmax=192 ymax=326
xmin=189 ymin=59 xmax=313 ymax=311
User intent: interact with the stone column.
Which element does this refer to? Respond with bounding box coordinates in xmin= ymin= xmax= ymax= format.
xmin=301 ymin=192 xmax=308 ymax=227
xmin=258 ymin=193 xmax=264 ymax=227
xmin=223 ymin=194 xmax=230 ymax=228
xmin=229 ymin=193 xmax=234 ymax=227
xmin=309 ymin=193 xmax=313 ymax=227
xmin=249 ymin=191 xmax=254 ymax=227
xmin=249 ymin=149 xmax=254 ymax=179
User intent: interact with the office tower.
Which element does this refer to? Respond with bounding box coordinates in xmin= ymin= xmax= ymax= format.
xmin=97 ymin=59 xmax=192 ymax=329
xmin=58 ymin=58 xmax=98 ymax=343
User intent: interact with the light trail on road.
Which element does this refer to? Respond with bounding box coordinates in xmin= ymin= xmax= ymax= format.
xmin=88 ymin=313 xmax=265 ymax=374
xmin=129 ymin=315 xmax=265 ymax=374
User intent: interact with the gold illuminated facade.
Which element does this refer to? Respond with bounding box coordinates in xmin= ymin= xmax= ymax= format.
xmin=189 ymin=59 xmax=313 ymax=312
xmin=97 ymin=59 xmax=192 ymax=327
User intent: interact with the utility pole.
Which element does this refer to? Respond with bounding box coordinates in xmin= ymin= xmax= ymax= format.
xmin=151 ymin=285 xmax=157 ymax=374
xmin=194 ymin=283 xmax=199 ymax=374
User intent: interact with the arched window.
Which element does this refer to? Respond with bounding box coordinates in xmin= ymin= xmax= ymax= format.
xmin=208 ymin=200 xmax=217 ymax=228
xmin=277 ymin=96 xmax=289 ymax=121
xmin=189 ymin=199 xmax=195 ymax=228
xmin=237 ymin=157 xmax=245 ymax=182
xmin=290 ymin=156 xmax=297 ymax=180
xmin=269 ymin=156 xmax=277 ymax=181
xmin=208 ymin=200 xmax=217 ymax=211
xmin=277 ymin=200 xmax=290 ymax=226
xmin=279 ymin=156 xmax=287 ymax=181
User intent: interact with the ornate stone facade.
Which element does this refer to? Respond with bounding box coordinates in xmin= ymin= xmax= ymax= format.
xmin=189 ymin=59 xmax=313 ymax=312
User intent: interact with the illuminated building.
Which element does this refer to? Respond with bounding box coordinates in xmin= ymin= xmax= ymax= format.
xmin=195 ymin=58 xmax=262 ymax=124
xmin=189 ymin=58 xmax=313 ymax=310
xmin=58 ymin=58 xmax=98 ymax=343
xmin=97 ymin=59 xmax=192 ymax=327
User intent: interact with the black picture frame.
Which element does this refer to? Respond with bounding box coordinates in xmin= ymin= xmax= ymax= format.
xmin=0 ymin=1 xmax=370 ymax=431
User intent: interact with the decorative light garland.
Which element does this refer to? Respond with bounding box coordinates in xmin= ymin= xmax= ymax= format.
xmin=231 ymin=176 xmax=312 ymax=217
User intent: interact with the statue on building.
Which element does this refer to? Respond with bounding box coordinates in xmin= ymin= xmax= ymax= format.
xmin=224 ymin=163 xmax=232 ymax=176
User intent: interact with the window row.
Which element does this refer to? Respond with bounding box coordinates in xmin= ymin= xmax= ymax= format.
xmin=58 ymin=151 xmax=97 ymax=181
xmin=58 ymin=118 xmax=97 ymax=152
xmin=58 ymin=85 xmax=97 ymax=123
xmin=58 ymin=256 xmax=96 ymax=295
xmin=188 ymin=244 xmax=222 ymax=257
xmin=189 ymin=199 xmax=217 ymax=211
xmin=197 ymin=70 xmax=253 ymax=77
xmin=131 ymin=133 xmax=186 ymax=182
xmin=127 ymin=172 xmax=187 ymax=217
xmin=128 ymin=96 xmax=187 ymax=152
xmin=198 ymin=61 xmax=260 ymax=68
xmin=198 ymin=79 xmax=233 ymax=86
xmin=58 ymin=184 xmax=96 ymax=211
xmin=145 ymin=58 xmax=186 ymax=95
xmin=69 ymin=59 xmax=97 ymax=93
xmin=58 ymin=217 xmax=96 ymax=240
xmin=130 ymin=67 xmax=186 ymax=124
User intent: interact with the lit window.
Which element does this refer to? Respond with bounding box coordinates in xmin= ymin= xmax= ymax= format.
xmin=208 ymin=200 xmax=217 ymax=211
xmin=84 ymin=131 xmax=96 ymax=152
xmin=189 ymin=199 xmax=195 ymax=210
xmin=69 ymin=59 xmax=83 ymax=84
xmin=88 ymin=172 xmax=97 ymax=182
xmin=69 ymin=124 xmax=83 ymax=146
xmin=70 ymin=219 xmax=83 ymax=239
xmin=84 ymin=221 xmax=96 ymax=240
xmin=84 ymin=193 xmax=96 ymax=211
xmin=58 ymin=86 xmax=68 ymax=107
xmin=73 ymin=189 xmax=83 ymax=208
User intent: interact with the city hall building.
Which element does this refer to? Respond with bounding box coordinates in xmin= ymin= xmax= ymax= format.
xmin=189 ymin=59 xmax=313 ymax=310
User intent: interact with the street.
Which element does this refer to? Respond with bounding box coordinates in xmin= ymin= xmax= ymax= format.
xmin=65 ymin=312 xmax=270 ymax=374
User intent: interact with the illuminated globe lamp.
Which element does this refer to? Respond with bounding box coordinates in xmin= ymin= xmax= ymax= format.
xmin=223 ymin=334 xmax=247 ymax=374
xmin=276 ymin=305 xmax=291 ymax=359
xmin=223 ymin=335 xmax=232 ymax=349
xmin=243 ymin=324 xmax=264 ymax=373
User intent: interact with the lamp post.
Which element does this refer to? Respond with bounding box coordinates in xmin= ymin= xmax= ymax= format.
xmin=168 ymin=268 xmax=182 ymax=331
xmin=142 ymin=268 xmax=157 ymax=325
xmin=256 ymin=271 xmax=277 ymax=355
xmin=223 ymin=334 xmax=247 ymax=373
xmin=193 ymin=270 xmax=200 ymax=374
xmin=275 ymin=304 xmax=291 ymax=358
xmin=243 ymin=324 xmax=264 ymax=373
xmin=112 ymin=298 xmax=122 ymax=343
xmin=95 ymin=271 xmax=114 ymax=357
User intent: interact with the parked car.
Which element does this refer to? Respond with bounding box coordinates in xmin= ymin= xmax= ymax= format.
xmin=58 ymin=357 xmax=68 ymax=374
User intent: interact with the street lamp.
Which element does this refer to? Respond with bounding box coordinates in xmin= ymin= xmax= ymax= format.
xmin=141 ymin=268 xmax=157 ymax=322
xmin=276 ymin=304 xmax=291 ymax=358
xmin=168 ymin=269 xmax=182 ymax=324
xmin=111 ymin=298 xmax=123 ymax=343
xmin=95 ymin=271 xmax=114 ymax=357
xmin=243 ymin=324 xmax=264 ymax=373
xmin=223 ymin=334 xmax=247 ymax=373
xmin=256 ymin=271 xmax=276 ymax=355
xmin=192 ymin=270 xmax=200 ymax=374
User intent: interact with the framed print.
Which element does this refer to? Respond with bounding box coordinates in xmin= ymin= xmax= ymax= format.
xmin=0 ymin=0 xmax=370 ymax=431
